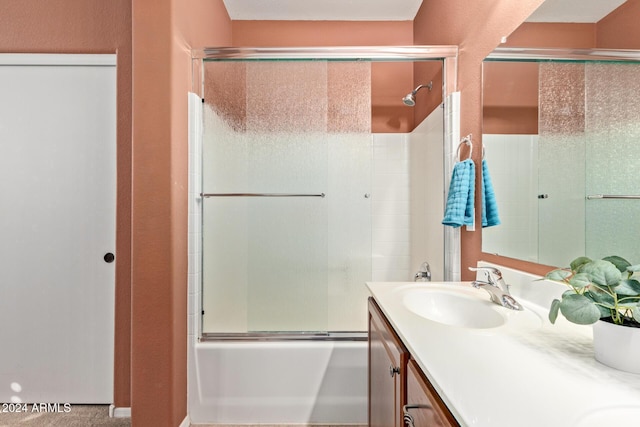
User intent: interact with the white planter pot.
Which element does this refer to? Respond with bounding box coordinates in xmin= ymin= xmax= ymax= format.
xmin=593 ymin=320 xmax=640 ymax=374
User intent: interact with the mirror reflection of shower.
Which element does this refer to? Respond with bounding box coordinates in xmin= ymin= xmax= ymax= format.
xmin=402 ymin=81 xmax=433 ymax=106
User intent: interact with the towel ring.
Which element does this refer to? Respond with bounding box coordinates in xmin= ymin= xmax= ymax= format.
xmin=456 ymin=134 xmax=473 ymax=161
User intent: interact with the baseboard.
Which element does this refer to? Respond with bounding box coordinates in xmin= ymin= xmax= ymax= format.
xmin=179 ymin=414 xmax=191 ymax=427
xmin=108 ymin=404 xmax=131 ymax=418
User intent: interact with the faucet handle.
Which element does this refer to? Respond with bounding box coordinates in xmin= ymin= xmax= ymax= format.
xmin=414 ymin=262 xmax=431 ymax=282
xmin=468 ymin=266 xmax=503 ymax=279
xmin=469 ymin=266 xmax=512 ymax=296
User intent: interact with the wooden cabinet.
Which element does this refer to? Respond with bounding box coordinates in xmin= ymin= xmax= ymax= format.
xmin=368 ymin=297 xmax=408 ymax=427
xmin=368 ymin=297 xmax=459 ymax=427
xmin=405 ymin=359 xmax=458 ymax=427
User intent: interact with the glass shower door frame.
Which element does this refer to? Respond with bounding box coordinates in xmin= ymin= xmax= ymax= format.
xmin=192 ymin=46 xmax=459 ymax=340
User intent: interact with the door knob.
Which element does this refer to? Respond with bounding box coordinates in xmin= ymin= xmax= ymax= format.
xmin=390 ymin=365 xmax=401 ymax=377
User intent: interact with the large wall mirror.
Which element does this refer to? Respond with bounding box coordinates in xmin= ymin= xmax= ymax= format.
xmin=481 ymin=0 xmax=640 ymax=268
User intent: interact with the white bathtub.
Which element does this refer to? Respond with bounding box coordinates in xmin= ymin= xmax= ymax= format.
xmin=188 ymin=340 xmax=368 ymax=425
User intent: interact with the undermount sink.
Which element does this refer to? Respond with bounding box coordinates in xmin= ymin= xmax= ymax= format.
xmin=400 ymin=284 xmax=542 ymax=330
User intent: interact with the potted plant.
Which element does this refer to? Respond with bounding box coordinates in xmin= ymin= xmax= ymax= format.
xmin=544 ymin=255 xmax=640 ymax=374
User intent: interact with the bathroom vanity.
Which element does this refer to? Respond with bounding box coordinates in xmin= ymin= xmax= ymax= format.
xmin=367 ymin=264 xmax=640 ymax=427
xmin=369 ymin=297 xmax=457 ymax=427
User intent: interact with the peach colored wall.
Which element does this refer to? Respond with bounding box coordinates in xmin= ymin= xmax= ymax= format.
xmin=131 ymin=0 xmax=173 ymax=424
xmin=505 ymin=23 xmax=596 ymax=48
xmin=231 ymin=21 xmax=419 ymax=132
xmin=170 ymin=1 xmax=231 ymax=422
xmin=597 ymin=0 xmax=640 ymax=48
xmin=413 ymin=61 xmax=444 ymax=126
xmin=232 ymin=20 xmax=413 ymax=46
xmin=0 ymin=0 xmax=132 ymax=408
xmin=413 ymin=0 xmax=545 ymax=280
xmin=483 ymin=61 xmax=538 ymax=134
xmin=131 ymin=0 xmax=231 ymax=425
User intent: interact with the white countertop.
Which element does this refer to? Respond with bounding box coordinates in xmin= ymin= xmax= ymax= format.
xmin=366 ymin=263 xmax=640 ymax=427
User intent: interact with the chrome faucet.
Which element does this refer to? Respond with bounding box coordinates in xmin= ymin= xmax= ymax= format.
xmin=469 ymin=266 xmax=523 ymax=310
xmin=414 ymin=262 xmax=431 ymax=282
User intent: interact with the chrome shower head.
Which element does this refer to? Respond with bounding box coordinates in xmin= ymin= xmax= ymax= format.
xmin=402 ymin=93 xmax=416 ymax=106
xmin=402 ymin=81 xmax=433 ymax=106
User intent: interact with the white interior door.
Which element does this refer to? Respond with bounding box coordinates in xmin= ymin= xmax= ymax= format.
xmin=0 ymin=54 xmax=116 ymax=403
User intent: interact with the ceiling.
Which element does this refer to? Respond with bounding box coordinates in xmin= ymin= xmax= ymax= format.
xmin=526 ymin=0 xmax=626 ymax=23
xmin=222 ymin=0 xmax=627 ymax=22
xmin=222 ymin=0 xmax=424 ymax=21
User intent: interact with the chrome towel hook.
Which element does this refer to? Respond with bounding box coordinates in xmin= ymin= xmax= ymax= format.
xmin=456 ymin=134 xmax=473 ymax=161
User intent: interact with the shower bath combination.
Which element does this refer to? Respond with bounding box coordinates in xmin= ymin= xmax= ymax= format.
xmin=188 ymin=46 xmax=459 ymax=425
xmin=402 ymin=81 xmax=433 ymax=106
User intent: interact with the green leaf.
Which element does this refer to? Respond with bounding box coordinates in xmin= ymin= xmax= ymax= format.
xmin=586 ymin=288 xmax=615 ymax=308
xmin=559 ymin=294 xmax=602 ymax=325
xmin=633 ymin=307 xmax=640 ymax=323
xmin=581 ymin=260 xmax=622 ymax=287
xmin=569 ymin=273 xmax=591 ymax=289
xmin=614 ymin=279 xmax=640 ymax=296
xmin=603 ymin=256 xmax=631 ymax=273
xmin=627 ymin=264 xmax=640 ymax=273
xmin=545 ymin=269 xmax=572 ymax=282
xmin=549 ymin=299 xmax=561 ymax=324
xmin=596 ymin=304 xmax=612 ymax=318
xmin=570 ymin=256 xmax=592 ymax=272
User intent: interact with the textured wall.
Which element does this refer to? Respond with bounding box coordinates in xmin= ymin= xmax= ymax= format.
xmin=131 ymin=0 xmax=231 ymax=425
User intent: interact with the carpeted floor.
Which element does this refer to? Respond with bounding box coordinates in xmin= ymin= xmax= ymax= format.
xmin=0 ymin=405 xmax=130 ymax=427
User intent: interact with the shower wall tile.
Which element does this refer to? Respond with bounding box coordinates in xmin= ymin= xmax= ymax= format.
xmin=372 ymin=133 xmax=412 ymax=281
xmin=410 ymin=104 xmax=444 ymax=281
xmin=188 ymin=93 xmax=203 ymax=342
xmin=373 ymin=241 xmax=411 ymax=257
xmin=372 ymin=269 xmax=410 ymax=282
xmin=444 ymin=92 xmax=461 ymax=281
xmin=372 ymin=201 xmax=410 ymax=215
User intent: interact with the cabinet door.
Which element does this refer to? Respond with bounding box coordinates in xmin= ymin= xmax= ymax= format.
xmin=405 ymin=359 xmax=459 ymax=427
xmin=369 ymin=297 xmax=408 ymax=427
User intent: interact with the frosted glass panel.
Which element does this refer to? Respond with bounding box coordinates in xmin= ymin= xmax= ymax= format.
xmin=246 ymin=197 xmax=328 ymax=332
xmin=202 ymin=60 xmax=371 ymax=334
xmin=585 ymin=63 xmax=640 ymax=261
xmin=537 ymin=63 xmax=586 ymax=265
xmin=482 ymin=134 xmax=538 ymax=262
xmin=327 ymin=133 xmax=372 ymax=331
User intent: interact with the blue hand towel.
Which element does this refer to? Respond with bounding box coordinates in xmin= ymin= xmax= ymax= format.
xmin=442 ymin=159 xmax=475 ymax=228
xmin=482 ymin=158 xmax=501 ymax=228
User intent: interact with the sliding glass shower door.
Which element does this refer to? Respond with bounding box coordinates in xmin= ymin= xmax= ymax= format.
xmin=201 ymin=60 xmax=372 ymax=335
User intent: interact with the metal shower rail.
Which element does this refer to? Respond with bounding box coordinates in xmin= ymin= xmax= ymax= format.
xmin=586 ymin=194 xmax=640 ymax=200
xmin=201 ymin=192 xmax=326 ymax=198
